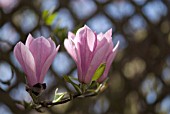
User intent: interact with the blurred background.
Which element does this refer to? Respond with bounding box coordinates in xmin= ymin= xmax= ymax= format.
xmin=0 ymin=0 xmax=170 ymax=114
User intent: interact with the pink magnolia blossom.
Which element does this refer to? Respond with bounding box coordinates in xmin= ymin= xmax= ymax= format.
xmin=64 ymin=25 xmax=119 ymax=84
xmin=14 ymin=34 xmax=60 ymax=87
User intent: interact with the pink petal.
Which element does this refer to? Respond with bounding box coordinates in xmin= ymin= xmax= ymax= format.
xmin=48 ymin=38 xmax=56 ymax=53
xmin=98 ymin=41 xmax=119 ymax=82
xmin=103 ymin=29 xmax=113 ymax=49
xmin=75 ymin=25 xmax=97 ymax=51
xmin=95 ymin=36 xmax=110 ymax=53
xmin=64 ymin=39 xmax=77 ymax=62
xmin=14 ymin=42 xmax=26 ymax=72
xmin=76 ymin=30 xmax=86 ymax=77
xmin=75 ymin=25 xmax=97 ymax=82
xmin=104 ymin=28 xmax=112 ymax=38
xmin=97 ymin=33 xmax=104 ymax=41
xmin=25 ymin=34 xmax=34 ymax=48
xmin=68 ymin=32 xmax=75 ymax=40
xmin=84 ymin=25 xmax=96 ymax=52
xmin=75 ymin=42 xmax=83 ymax=82
xmin=84 ymin=38 xmax=110 ymax=83
xmin=14 ymin=42 xmax=37 ymax=86
xmin=39 ymin=45 xmax=60 ymax=82
xmin=96 ymin=35 xmax=113 ymax=59
xmin=29 ymin=37 xmax=52 ymax=81
xmin=113 ymin=41 xmax=119 ymax=52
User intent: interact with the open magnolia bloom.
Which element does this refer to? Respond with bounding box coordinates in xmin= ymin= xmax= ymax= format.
xmin=14 ymin=34 xmax=60 ymax=88
xmin=64 ymin=25 xmax=119 ymax=84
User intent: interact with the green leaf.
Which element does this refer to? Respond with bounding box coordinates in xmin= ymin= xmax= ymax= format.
xmin=52 ymin=88 xmax=65 ymax=103
xmin=92 ymin=63 xmax=106 ymax=81
xmin=42 ymin=10 xmax=57 ymax=25
xmin=68 ymin=76 xmax=78 ymax=81
xmin=45 ymin=12 xmax=57 ymax=25
xmin=89 ymin=81 xmax=99 ymax=89
xmin=42 ymin=10 xmax=49 ymax=19
xmin=64 ymin=76 xmax=82 ymax=94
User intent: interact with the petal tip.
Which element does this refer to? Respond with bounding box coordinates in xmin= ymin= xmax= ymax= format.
xmin=113 ymin=41 xmax=119 ymax=52
xmin=108 ymin=28 xmax=112 ymax=32
xmin=27 ymin=33 xmax=34 ymax=39
xmin=56 ymin=45 xmax=60 ymax=51
xmin=68 ymin=32 xmax=75 ymax=40
xmin=84 ymin=25 xmax=89 ymax=28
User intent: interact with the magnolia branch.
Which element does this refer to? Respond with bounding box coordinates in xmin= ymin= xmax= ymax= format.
xmin=40 ymin=91 xmax=98 ymax=107
xmin=28 ymin=84 xmax=106 ymax=112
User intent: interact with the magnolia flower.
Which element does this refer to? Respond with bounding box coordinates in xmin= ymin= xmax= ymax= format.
xmin=64 ymin=25 xmax=119 ymax=84
xmin=14 ymin=34 xmax=60 ymax=87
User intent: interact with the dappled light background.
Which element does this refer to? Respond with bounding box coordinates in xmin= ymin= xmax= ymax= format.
xmin=0 ymin=0 xmax=170 ymax=114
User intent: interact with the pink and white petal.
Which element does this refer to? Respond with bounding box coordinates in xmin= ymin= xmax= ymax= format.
xmin=113 ymin=41 xmax=119 ymax=52
xmin=103 ymin=30 xmax=114 ymax=50
xmin=95 ymin=36 xmax=109 ymax=52
xmin=105 ymin=28 xmax=112 ymax=37
xmin=85 ymin=25 xmax=96 ymax=52
xmin=47 ymin=38 xmax=56 ymax=53
xmin=75 ymin=27 xmax=88 ymax=79
xmin=84 ymin=28 xmax=97 ymax=78
xmin=105 ymin=37 xmax=114 ymax=54
xmin=98 ymin=41 xmax=119 ymax=82
xmin=84 ymin=39 xmax=110 ymax=83
xmin=97 ymin=52 xmax=114 ymax=83
xmin=25 ymin=34 xmax=34 ymax=48
xmin=29 ymin=38 xmax=51 ymax=80
xmin=39 ymin=45 xmax=60 ymax=83
xmin=75 ymin=26 xmax=86 ymax=43
xmin=20 ymin=44 xmax=37 ymax=86
xmin=64 ymin=39 xmax=77 ymax=62
xmin=14 ymin=42 xmax=37 ymax=86
xmin=14 ymin=42 xmax=27 ymax=72
xmin=97 ymin=33 xmax=104 ymax=41
xmin=96 ymin=35 xmax=113 ymax=58
xmin=74 ymin=42 xmax=83 ymax=82
xmin=76 ymin=26 xmax=98 ymax=81
xmin=68 ymin=32 xmax=75 ymax=40
xmin=75 ymin=28 xmax=83 ymax=43
xmin=104 ymin=28 xmax=113 ymax=42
